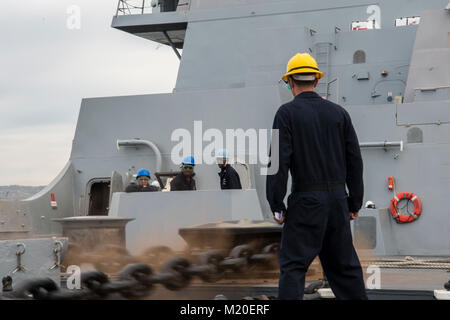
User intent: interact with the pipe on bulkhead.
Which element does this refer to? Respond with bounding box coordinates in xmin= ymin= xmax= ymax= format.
xmin=117 ymin=139 xmax=163 ymax=173
xmin=359 ymin=141 xmax=403 ymax=152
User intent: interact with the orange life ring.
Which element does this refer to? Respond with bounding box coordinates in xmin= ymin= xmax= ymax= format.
xmin=389 ymin=192 xmax=422 ymax=223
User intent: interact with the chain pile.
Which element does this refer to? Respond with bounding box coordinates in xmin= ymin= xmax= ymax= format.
xmin=1 ymin=243 xmax=280 ymax=300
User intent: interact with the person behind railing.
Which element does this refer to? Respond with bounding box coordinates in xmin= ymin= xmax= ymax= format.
xmin=125 ymin=169 xmax=159 ymax=192
xmin=170 ymin=156 xmax=196 ymax=191
xmin=216 ymin=149 xmax=242 ymax=190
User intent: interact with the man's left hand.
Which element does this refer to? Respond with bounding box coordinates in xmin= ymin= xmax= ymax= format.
xmin=350 ymin=211 xmax=359 ymax=220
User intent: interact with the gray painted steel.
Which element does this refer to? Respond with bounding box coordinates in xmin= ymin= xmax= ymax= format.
xmin=0 ymin=237 xmax=68 ymax=289
xmin=404 ymin=9 xmax=450 ymax=102
xmin=109 ymin=190 xmax=264 ymax=254
xmin=1 ymin=1 xmax=449 ymax=261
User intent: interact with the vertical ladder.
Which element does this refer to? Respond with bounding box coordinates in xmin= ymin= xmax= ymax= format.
xmin=314 ymin=42 xmax=331 ymax=99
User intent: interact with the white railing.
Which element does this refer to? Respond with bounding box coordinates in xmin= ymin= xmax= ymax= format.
xmin=116 ymin=0 xmax=153 ymax=16
xmin=116 ymin=0 xmax=188 ymax=16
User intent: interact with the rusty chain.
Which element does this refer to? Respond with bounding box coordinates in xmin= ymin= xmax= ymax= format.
xmin=1 ymin=243 xmax=280 ymax=300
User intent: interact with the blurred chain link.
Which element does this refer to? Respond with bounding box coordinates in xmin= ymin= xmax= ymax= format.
xmin=2 ymin=243 xmax=280 ymax=300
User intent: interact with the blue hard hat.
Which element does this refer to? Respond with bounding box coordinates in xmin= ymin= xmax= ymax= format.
xmin=182 ymin=156 xmax=195 ymax=166
xmin=136 ymin=169 xmax=151 ymax=178
xmin=215 ymin=149 xmax=229 ymax=160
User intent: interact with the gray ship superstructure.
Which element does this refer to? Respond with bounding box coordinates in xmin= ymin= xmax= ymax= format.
xmin=1 ymin=0 xmax=449 ymax=291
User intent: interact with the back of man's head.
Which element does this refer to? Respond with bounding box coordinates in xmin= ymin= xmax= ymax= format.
xmin=290 ymin=73 xmax=317 ymax=89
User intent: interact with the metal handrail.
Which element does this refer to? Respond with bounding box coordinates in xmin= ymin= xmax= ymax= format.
xmin=360 ymin=140 xmax=404 ymax=152
xmin=116 ymin=0 xmax=186 ymax=16
xmin=116 ymin=139 xmax=163 ymax=173
xmin=116 ymin=0 xmax=153 ymax=16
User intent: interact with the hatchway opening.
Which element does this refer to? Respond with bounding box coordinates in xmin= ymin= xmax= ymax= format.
xmin=88 ymin=179 xmax=111 ymax=216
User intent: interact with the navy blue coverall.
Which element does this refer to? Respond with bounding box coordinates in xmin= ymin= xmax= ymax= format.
xmin=219 ymin=164 xmax=242 ymax=190
xmin=266 ymin=91 xmax=367 ymax=300
xmin=170 ymin=172 xmax=196 ymax=191
xmin=125 ymin=184 xmax=159 ymax=193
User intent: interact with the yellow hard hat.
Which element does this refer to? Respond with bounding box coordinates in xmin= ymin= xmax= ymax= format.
xmin=282 ymin=53 xmax=324 ymax=82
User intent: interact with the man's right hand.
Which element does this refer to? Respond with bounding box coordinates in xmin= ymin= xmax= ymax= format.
xmin=273 ymin=212 xmax=285 ymax=225
xmin=350 ymin=212 xmax=359 ymax=220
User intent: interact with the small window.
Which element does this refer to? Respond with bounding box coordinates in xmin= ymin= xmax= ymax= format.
xmin=407 ymin=16 xmax=421 ymax=25
xmin=407 ymin=127 xmax=423 ymax=144
xmin=395 ymin=16 xmax=420 ymax=27
xmin=395 ymin=17 xmax=408 ymax=27
xmin=353 ymin=50 xmax=366 ymax=64
xmin=160 ymin=0 xmax=179 ymax=12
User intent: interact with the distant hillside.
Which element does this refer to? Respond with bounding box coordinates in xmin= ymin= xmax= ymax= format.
xmin=0 ymin=185 xmax=45 ymax=200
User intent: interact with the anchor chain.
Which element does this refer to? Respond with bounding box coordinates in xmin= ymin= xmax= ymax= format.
xmin=2 ymin=242 xmax=281 ymax=300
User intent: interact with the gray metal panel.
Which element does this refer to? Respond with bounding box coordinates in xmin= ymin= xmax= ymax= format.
xmin=0 ymin=162 xmax=75 ymax=238
xmin=356 ymin=208 xmax=398 ymax=256
xmin=69 ymin=86 xmax=280 ymax=220
xmin=397 ymin=101 xmax=450 ymax=125
xmin=109 ymin=190 xmax=264 ymax=254
xmin=187 ymin=0 xmax=447 ymax=25
xmin=0 ymin=237 xmax=68 ymax=289
xmin=113 ymin=0 xmax=449 ymax=104
xmin=11 ymin=0 xmax=450 ymax=259
xmin=346 ymin=102 xmax=450 ymax=255
xmin=0 ymin=200 xmax=30 ymax=237
xmin=189 ymin=0 xmax=286 ymax=11
xmin=110 ymin=171 xmax=124 ymax=203
xmin=404 ymin=9 xmax=450 ymax=102
xmin=176 ymin=2 xmax=420 ymax=107
xmin=353 ymin=216 xmax=377 ymax=249
xmin=23 ymin=162 xmax=75 ymax=235
xmin=112 ymin=11 xmax=188 ymax=29
xmin=113 ymin=1 xmax=448 ymax=106
xmin=414 ymin=87 xmax=450 ymax=103
xmin=131 ymin=30 xmax=186 ymax=48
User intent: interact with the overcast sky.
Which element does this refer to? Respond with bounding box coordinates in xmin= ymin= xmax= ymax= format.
xmin=0 ymin=0 xmax=179 ymax=186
